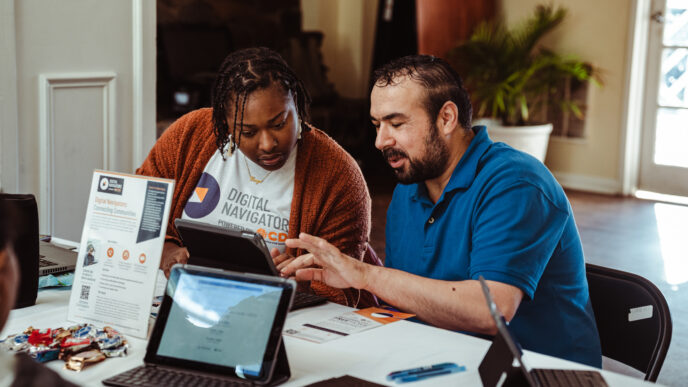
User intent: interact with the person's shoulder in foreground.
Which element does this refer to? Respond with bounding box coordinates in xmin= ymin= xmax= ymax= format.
xmin=0 ymin=204 xmax=79 ymax=387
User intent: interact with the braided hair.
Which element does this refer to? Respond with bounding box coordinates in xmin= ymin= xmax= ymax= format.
xmin=211 ymin=47 xmax=312 ymax=158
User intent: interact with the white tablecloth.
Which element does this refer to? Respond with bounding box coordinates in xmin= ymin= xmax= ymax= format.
xmin=2 ymin=289 xmax=657 ymax=386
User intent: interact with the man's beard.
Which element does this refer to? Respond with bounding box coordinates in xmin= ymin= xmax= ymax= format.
xmin=383 ymin=123 xmax=450 ymax=184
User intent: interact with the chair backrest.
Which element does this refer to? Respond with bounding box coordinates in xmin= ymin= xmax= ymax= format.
xmin=586 ymin=263 xmax=672 ymax=382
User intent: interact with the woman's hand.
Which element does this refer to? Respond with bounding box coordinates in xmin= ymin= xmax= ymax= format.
xmin=160 ymin=241 xmax=189 ymax=278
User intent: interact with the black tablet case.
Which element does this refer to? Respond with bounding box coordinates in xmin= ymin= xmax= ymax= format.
xmin=175 ymin=219 xmax=280 ymax=276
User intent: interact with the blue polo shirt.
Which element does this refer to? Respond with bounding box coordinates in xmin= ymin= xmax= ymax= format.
xmin=385 ymin=126 xmax=601 ymax=367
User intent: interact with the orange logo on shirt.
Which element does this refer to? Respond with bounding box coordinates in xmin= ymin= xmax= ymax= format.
xmin=195 ymin=187 xmax=208 ymax=203
xmin=256 ymin=228 xmax=287 ymax=242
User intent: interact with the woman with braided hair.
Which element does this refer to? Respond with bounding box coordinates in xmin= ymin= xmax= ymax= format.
xmin=137 ymin=47 xmax=378 ymax=308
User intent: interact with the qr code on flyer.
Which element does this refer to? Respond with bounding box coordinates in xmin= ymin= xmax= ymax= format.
xmin=80 ymin=285 xmax=90 ymax=300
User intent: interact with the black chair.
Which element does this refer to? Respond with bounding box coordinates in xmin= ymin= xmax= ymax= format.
xmin=586 ymin=263 xmax=672 ymax=382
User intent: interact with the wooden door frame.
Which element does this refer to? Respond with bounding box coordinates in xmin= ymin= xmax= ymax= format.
xmin=635 ymin=0 xmax=688 ymax=196
xmin=132 ymin=0 xmax=157 ymax=170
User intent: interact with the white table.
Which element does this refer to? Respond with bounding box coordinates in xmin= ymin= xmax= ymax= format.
xmin=3 ymin=289 xmax=657 ymax=387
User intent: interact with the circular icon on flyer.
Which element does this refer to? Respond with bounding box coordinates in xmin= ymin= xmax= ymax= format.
xmin=107 ymin=247 xmax=114 ymax=258
xmin=99 ymin=177 xmax=109 ymax=191
xmin=122 ymin=250 xmax=130 ymax=260
xmin=138 ymin=253 xmax=146 ymax=264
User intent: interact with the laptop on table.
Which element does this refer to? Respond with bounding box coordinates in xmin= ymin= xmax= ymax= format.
xmin=175 ymin=219 xmax=327 ymax=311
xmin=103 ymin=264 xmax=295 ymax=386
xmin=478 ymin=276 xmax=607 ymax=387
xmin=38 ymin=241 xmax=77 ymax=276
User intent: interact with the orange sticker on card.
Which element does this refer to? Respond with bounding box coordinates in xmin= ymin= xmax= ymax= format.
xmin=354 ymin=307 xmax=415 ymax=324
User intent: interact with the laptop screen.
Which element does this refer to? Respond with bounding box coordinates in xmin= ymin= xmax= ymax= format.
xmin=478 ymin=276 xmax=539 ymax=385
xmin=146 ymin=265 xmax=295 ymax=382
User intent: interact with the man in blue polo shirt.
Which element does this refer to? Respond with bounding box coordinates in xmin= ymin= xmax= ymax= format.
xmin=280 ymin=55 xmax=601 ymax=367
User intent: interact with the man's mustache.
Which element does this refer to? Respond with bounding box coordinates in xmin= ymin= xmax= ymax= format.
xmin=382 ymin=147 xmax=408 ymax=161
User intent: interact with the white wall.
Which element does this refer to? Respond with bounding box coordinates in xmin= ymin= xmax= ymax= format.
xmin=1 ymin=0 xmax=156 ymax=241
xmin=0 ymin=0 xmax=19 ymax=193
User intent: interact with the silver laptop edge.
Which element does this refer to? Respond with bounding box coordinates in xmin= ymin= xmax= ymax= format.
xmin=39 ymin=241 xmax=78 ymax=276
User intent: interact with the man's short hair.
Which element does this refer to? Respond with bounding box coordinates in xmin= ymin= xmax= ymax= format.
xmin=372 ymin=55 xmax=473 ymax=130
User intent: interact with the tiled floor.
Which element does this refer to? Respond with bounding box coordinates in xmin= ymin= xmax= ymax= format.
xmin=368 ymin=186 xmax=685 ymax=386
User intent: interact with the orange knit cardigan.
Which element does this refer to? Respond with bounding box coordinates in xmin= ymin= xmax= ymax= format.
xmin=137 ymin=108 xmax=376 ymax=307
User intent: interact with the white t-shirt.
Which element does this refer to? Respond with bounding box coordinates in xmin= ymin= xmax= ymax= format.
xmin=182 ymin=146 xmax=296 ymax=253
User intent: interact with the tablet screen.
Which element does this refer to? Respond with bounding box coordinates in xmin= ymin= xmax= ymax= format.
xmin=147 ymin=266 xmax=294 ymax=381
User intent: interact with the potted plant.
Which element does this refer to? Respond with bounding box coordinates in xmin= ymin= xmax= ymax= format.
xmin=448 ymin=4 xmax=601 ymax=162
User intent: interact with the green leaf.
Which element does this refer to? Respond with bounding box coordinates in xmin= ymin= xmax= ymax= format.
xmin=520 ymin=95 xmax=529 ymax=122
xmin=570 ymin=103 xmax=583 ymax=119
xmin=446 ymin=3 xmax=602 ymax=126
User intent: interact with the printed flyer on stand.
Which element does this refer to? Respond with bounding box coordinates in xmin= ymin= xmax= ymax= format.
xmin=67 ymin=170 xmax=174 ymax=338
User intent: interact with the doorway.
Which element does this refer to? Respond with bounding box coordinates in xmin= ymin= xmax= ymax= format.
xmin=638 ymin=0 xmax=688 ymax=197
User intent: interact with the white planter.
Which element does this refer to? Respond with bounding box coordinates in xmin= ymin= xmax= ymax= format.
xmin=474 ymin=119 xmax=553 ymax=162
